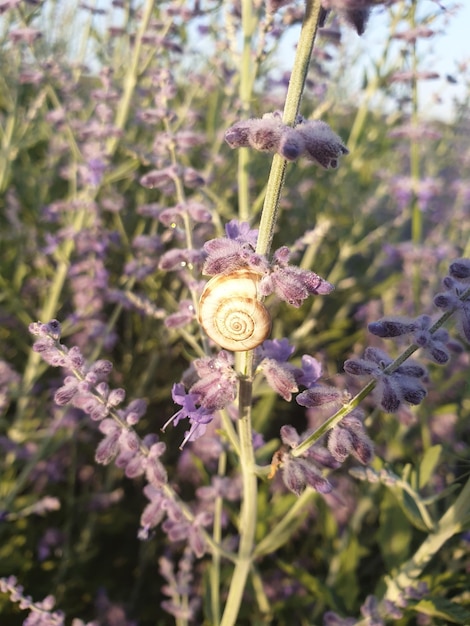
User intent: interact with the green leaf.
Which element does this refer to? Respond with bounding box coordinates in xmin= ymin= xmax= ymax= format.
xmin=378 ymin=491 xmax=412 ymax=569
xmin=416 ymin=445 xmax=442 ymax=489
xmin=411 ymin=596 xmax=470 ymax=624
xmin=391 ymin=486 xmax=431 ymax=533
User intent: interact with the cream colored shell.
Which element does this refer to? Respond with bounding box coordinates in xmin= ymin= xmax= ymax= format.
xmin=198 ymin=269 xmax=272 ymax=351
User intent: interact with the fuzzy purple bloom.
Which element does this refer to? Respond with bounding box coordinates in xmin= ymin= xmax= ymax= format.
xmin=225 ymin=112 xmax=348 ymax=168
xmin=344 ymin=347 xmax=428 ymax=413
xmin=434 ymin=274 xmax=470 ymax=343
xmin=296 ymin=119 xmax=349 ymax=169
xmin=296 ymin=385 xmax=344 ymax=407
xmin=163 ymin=384 xmax=215 ymax=447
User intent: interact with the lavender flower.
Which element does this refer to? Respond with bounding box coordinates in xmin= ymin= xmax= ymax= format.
xmin=275 ymin=426 xmax=334 ymax=495
xmin=0 ymin=576 xmax=64 ymax=625
xmin=368 ymin=314 xmax=462 ymax=364
xmin=162 ymin=384 xmax=216 ymax=448
xmin=344 ymin=347 xmax=427 ymax=412
xmin=434 ymin=274 xmax=470 ymax=343
xmin=295 ymin=119 xmax=349 ymax=168
xmin=259 ymin=246 xmax=334 ymax=305
xmin=30 ymin=320 xmax=172 ymax=538
xmin=327 ymin=410 xmax=374 ymax=464
xmin=225 ymin=113 xmax=348 ymax=169
xmin=159 ymin=549 xmax=201 ymax=620
xmin=203 ymin=226 xmax=334 ymax=308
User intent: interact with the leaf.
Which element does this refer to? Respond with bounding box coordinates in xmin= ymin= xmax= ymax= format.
xmin=416 ymin=445 xmax=442 ymax=489
xmin=391 ymin=487 xmax=431 ymax=533
xmin=411 ymin=596 xmax=470 ymax=624
xmin=378 ymin=490 xmax=412 ymax=569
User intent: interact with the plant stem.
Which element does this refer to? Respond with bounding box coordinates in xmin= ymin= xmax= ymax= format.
xmin=237 ymin=0 xmax=256 ymax=220
xmin=220 ymin=353 xmax=257 ymax=626
xmin=106 ymin=0 xmax=156 ymax=156
xmin=384 ymin=476 xmax=470 ymax=602
xmin=210 ymin=451 xmax=227 ymax=625
xmin=408 ymin=2 xmax=422 ymax=307
xmin=256 ymin=0 xmax=323 ymax=257
xmin=291 ymin=291 xmax=470 ymax=458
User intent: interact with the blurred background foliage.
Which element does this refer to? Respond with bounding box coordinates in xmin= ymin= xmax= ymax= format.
xmin=1 ymin=0 xmax=470 ymax=624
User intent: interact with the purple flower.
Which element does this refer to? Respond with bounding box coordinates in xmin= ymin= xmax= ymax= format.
xmin=159 ymin=550 xmax=201 ymax=620
xmin=282 ymin=455 xmax=333 ymax=495
xmin=327 ymin=411 xmax=374 ymax=464
xmin=296 ymin=385 xmax=345 ymax=408
xmin=139 ymin=485 xmax=167 ymax=538
xmin=225 ymin=112 xmax=348 ymax=168
xmin=190 ymin=352 xmax=238 ymax=411
xmin=295 ymin=119 xmax=349 ymax=168
xmin=272 ymin=425 xmax=335 ymax=495
xmin=256 ymin=338 xmax=295 ymax=362
xmin=323 ymin=611 xmax=356 ymax=626
xmin=259 ymin=246 xmax=334 ymax=306
xmin=0 ymin=576 xmax=64 ymax=625
xmin=434 ymin=274 xmax=470 ymax=343
xmin=165 ymin=300 xmax=196 ymax=328
xmin=449 ymin=258 xmax=470 ymax=280
xmin=344 ymin=348 xmax=427 ymax=413
xmin=202 ymin=232 xmax=266 ymax=276
xmin=163 ymin=383 xmax=215 ymax=447
xmin=225 ymin=220 xmax=259 ymax=246
xmin=295 ymin=354 xmax=323 ymax=387
xmin=368 ymin=314 xmax=462 ymax=365
xmin=259 ymin=358 xmax=298 ymax=401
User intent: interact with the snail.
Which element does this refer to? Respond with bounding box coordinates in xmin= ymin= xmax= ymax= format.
xmin=198 ymin=269 xmax=272 ymax=351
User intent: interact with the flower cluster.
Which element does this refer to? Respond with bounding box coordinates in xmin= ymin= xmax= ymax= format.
xmin=368 ymin=314 xmax=463 ymax=364
xmin=275 ymin=425 xmax=336 ymax=496
xmin=225 ymin=112 xmax=349 ymax=169
xmin=202 ymin=220 xmax=334 ymax=307
xmin=324 ymin=583 xmax=429 ymax=626
xmin=344 ymin=347 xmax=428 ymax=413
xmin=0 ymin=576 xmax=64 ymax=626
xmin=433 ymin=259 xmax=470 ymax=344
xmin=162 ymin=351 xmax=238 ymax=447
xmin=273 ymin=405 xmax=374 ymax=497
xmin=159 ymin=549 xmax=201 ymax=620
xmin=267 ymin=0 xmax=384 ymax=36
xmin=28 ymin=321 xmax=181 ymax=542
xmin=326 ymin=410 xmax=374 ymax=464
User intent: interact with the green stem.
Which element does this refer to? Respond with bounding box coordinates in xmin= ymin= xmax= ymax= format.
xmin=13 ymin=205 xmax=87 ymax=430
xmin=409 ymin=3 xmax=422 ymax=306
xmin=291 ymin=291 xmax=470 ymax=458
xmin=256 ymin=0 xmax=322 ymax=257
xmin=253 ymin=488 xmax=315 ymax=558
xmin=237 ymin=0 xmax=256 ymax=220
xmin=210 ymin=451 xmax=227 ymax=625
xmin=106 ymin=0 xmax=156 ymax=156
xmin=220 ymin=353 xmax=257 ymax=626
xmin=384 ymin=476 xmax=470 ymax=602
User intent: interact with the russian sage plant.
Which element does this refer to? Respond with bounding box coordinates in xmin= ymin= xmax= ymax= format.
xmin=1 ymin=0 xmax=470 ymax=625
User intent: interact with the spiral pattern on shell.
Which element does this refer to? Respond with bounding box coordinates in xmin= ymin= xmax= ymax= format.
xmin=198 ymin=269 xmax=272 ymax=351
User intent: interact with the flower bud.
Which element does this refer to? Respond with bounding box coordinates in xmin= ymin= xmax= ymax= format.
xmin=343 ymin=358 xmax=377 ymax=376
xmin=296 ymin=385 xmax=343 ymax=407
xmin=368 ymin=317 xmax=415 ymax=337
xmin=296 ymin=120 xmax=349 ymax=169
xmin=434 ymin=292 xmax=458 ymax=309
xmin=247 ymin=115 xmax=285 ymax=152
xmin=224 ymin=121 xmax=252 ymax=148
xmin=278 ymin=128 xmax=305 ymax=161
xmin=449 ymin=258 xmax=470 ymax=280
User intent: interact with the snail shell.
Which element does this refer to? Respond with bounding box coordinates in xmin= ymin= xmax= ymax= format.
xmin=198 ymin=269 xmax=272 ymax=351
